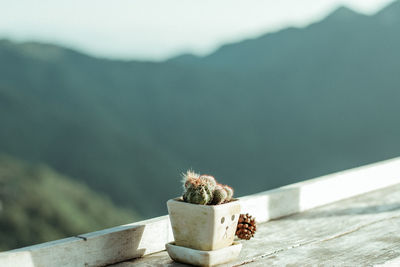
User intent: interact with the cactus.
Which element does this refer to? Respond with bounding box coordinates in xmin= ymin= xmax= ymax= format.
xmin=182 ymin=170 xmax=200 ymax=190
xmin=199 ymin=175 xmax=217 ymax=190
xmin=210 ymin=184 xmax=227 ymax=205
xmin=182 ymin=171 xmax=214 ymax=204
xmin=181 ymin=170 xmax=234 ymax=205
xmin=223 ymin=185 xmax=234 ymax=202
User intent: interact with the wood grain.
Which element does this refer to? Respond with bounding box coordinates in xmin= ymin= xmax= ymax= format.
xmin=1 ymin=157 xmax=400 ymax=267
xmin=115 ymin=183 xmax=400 ymax=266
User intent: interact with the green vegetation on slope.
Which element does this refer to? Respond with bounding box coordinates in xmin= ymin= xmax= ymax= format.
xmin=0 ymin=154 xmax=137 ymax=251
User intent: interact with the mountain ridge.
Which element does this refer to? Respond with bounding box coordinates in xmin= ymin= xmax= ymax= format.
xmin=1 ymin=0 xmax=400 ymax=219
xmin=169 ymin=5 xmax=365 ymax=65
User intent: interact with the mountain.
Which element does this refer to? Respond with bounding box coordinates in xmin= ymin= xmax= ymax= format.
xmin=0 ymin=154 xmax=137 ymax=251
xmin=1 ymin=1 xmax=400 ymax=219
xmin=0 ymin=40 xmax=185 ymax=217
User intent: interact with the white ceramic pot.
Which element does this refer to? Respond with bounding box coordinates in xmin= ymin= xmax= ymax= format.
xmin=167 ymin=198 xmax=241 ymax=251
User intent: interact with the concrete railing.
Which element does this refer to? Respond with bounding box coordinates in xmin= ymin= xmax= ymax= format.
xmin=1 ymin=157 xmax=400 ymax=267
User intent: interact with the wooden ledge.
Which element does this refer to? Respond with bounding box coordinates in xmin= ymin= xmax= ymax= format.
xmin=121 ymin=182 xmax=400 ymax=266
xmin=1 ymin=157 xmax=400 ymax=267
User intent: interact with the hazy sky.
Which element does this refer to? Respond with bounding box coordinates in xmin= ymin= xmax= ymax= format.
xmin=0 ymin=0 xmax=395 ymax=60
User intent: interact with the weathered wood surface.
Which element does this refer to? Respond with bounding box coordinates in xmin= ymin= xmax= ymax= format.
xmin=0 ymin=216 xmax=174 ymax=267
xmin=240 ymin=156 xmax=400 ymax=223
xmin=1 ymin=157 xmax=400 ymax=267
xmin=113 ymin=183 xmax=400 ymax=266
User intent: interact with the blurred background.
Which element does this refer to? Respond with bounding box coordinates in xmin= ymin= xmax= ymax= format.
xmin=0 ymin=0 xmax=399 ymax=251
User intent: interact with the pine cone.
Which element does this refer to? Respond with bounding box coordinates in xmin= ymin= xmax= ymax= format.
xmin=235 ymin=213 xmax=256 ymax=240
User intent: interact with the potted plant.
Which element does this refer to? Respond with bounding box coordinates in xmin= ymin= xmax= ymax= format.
xmin=166 ymin=170 xmax=242 ymax=266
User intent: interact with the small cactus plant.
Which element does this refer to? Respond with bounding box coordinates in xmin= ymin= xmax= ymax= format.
xmin=181 ymin=170 xmax=234 ymax=205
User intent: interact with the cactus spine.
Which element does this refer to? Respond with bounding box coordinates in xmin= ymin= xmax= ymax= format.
xmin=181 ymin=170 xmax=234 ymax=205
